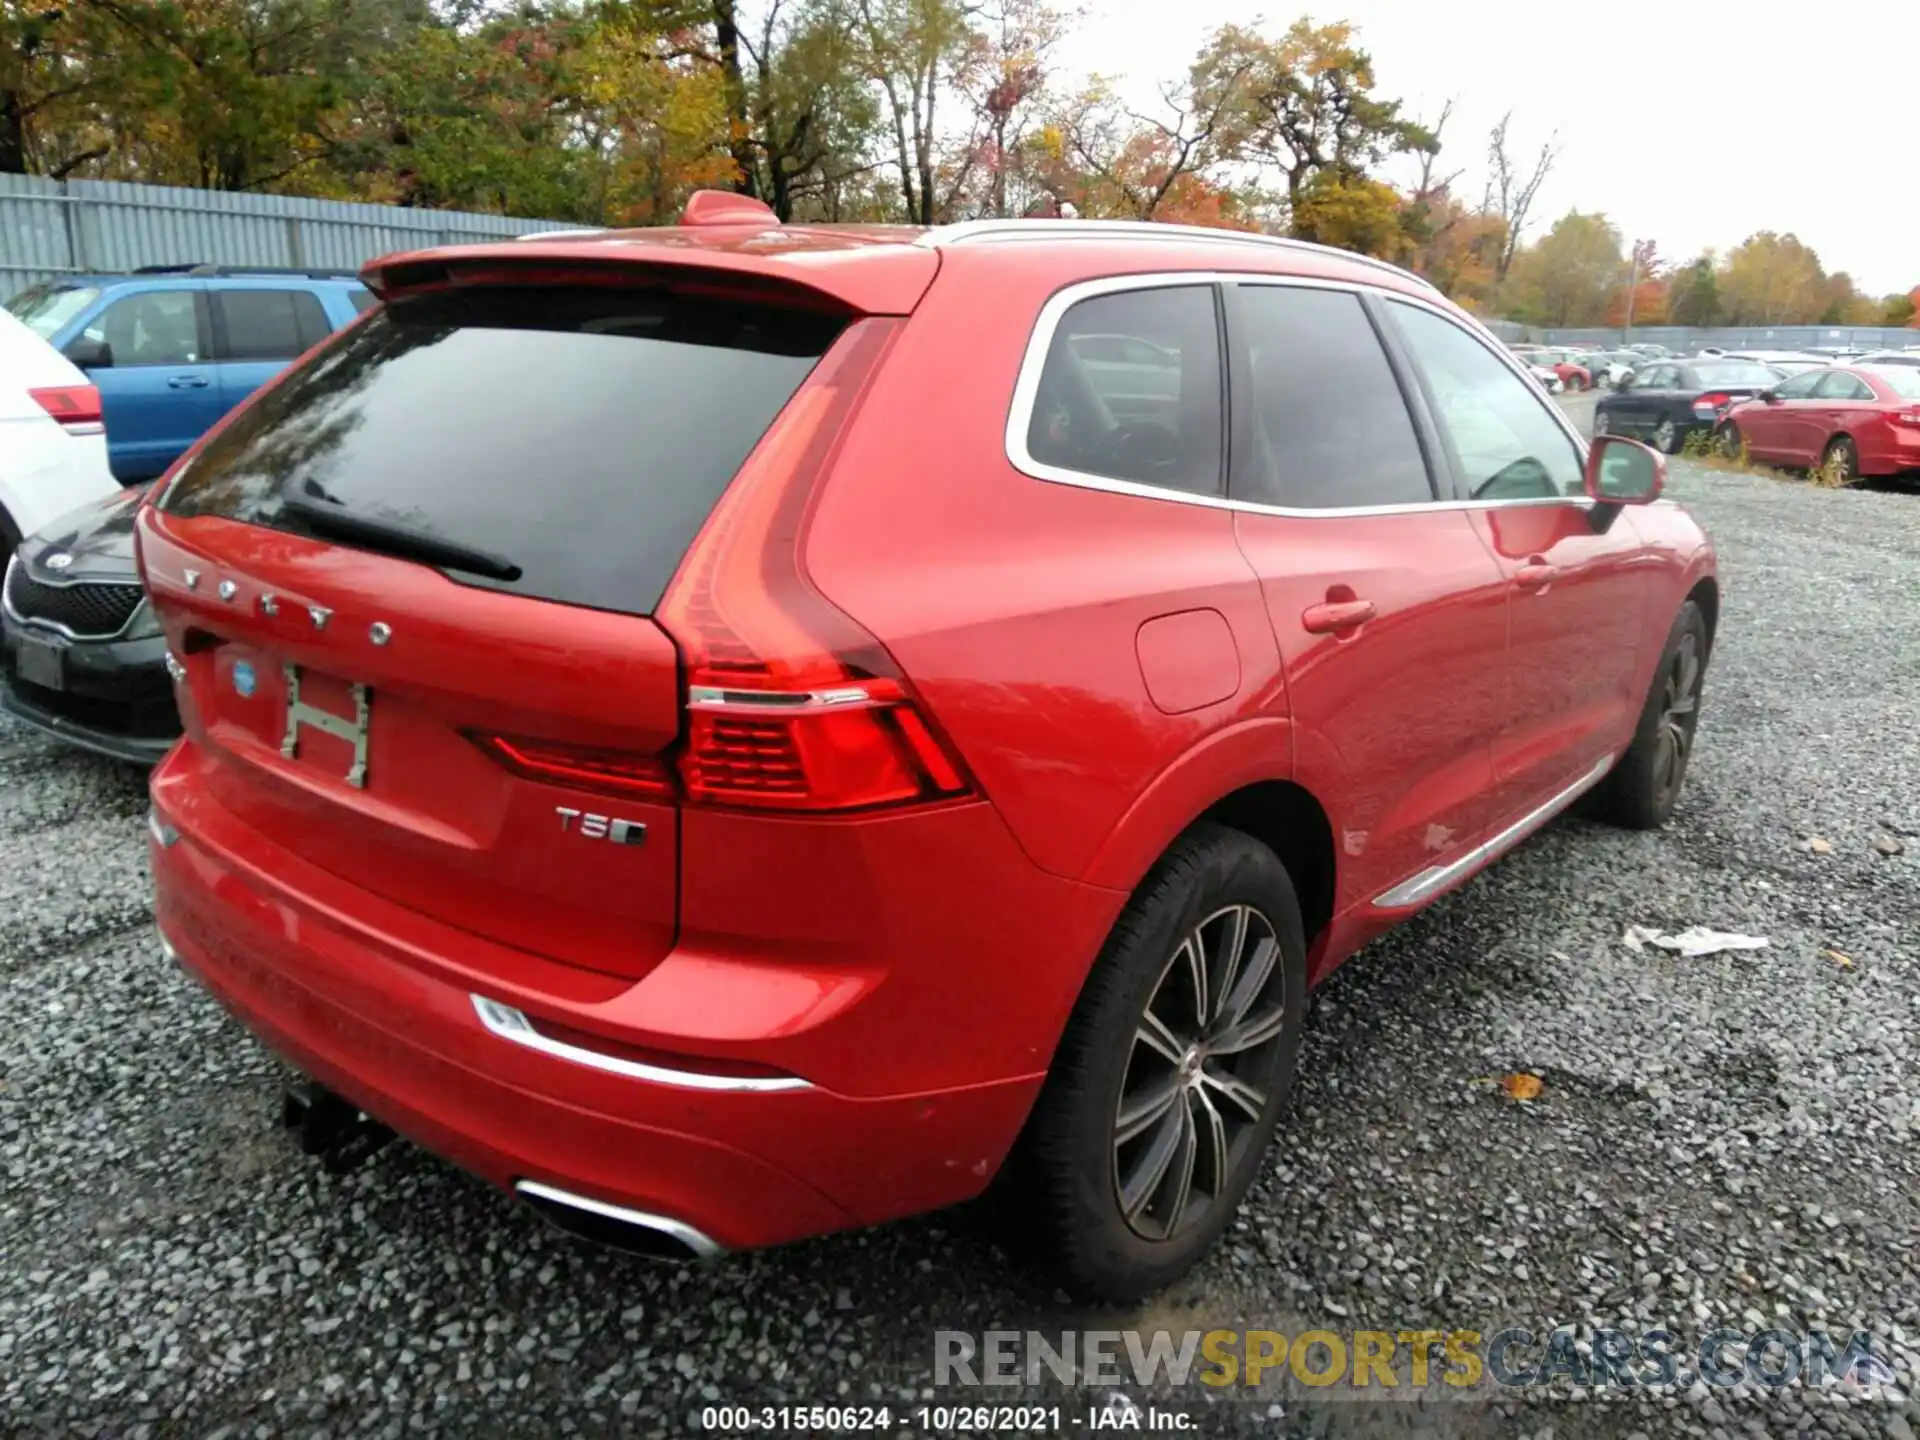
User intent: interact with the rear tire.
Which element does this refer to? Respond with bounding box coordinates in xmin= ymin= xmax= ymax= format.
xmin=1014 ymin=823 xmax=1307 ymax=1303
xmin=1715 ymin=423 xmax=1742 ymax=459
xmin=1821 ymin=435 xmax=1858 ymax=485
xmin=1593 ymin=409 xmax=1612 ymax=437
xmin=1652 ymin=417 xmax=1680 ymax=454
xmin=1586 ymin=600 xmax=1709 ymax=830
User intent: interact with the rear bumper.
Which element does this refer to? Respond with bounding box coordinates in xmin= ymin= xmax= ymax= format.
xmin=1861 ymin=429 xmax=1920 ymax=476
xmin=149 ymin=741 xmax=1122 ymax=1249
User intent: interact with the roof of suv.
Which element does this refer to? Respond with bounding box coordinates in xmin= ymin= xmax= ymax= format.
xmin=57 ymin=268 xmax=369 ymax=291
xmin=362 ymin=216 xmax=1443 ymax=319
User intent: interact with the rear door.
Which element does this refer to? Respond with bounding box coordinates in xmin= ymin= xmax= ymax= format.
xmin=140 ymin=278 xmax=854 ymax=980
xmin=1738 ymin=370 xmax=1820 ymax=462
xmin=1774 ymin=369 xmax=1834 ymax=463
xmin=1614 ymin=365 xmax=1673 ymax=438
xmin=209 ymin=286 xmax=337 ymax=415
xmin=1384 ymin=298 xmax=1651 ymax=824
xmin=1225 ymin=281 xmax=1506 ymax=913
xmin=1810 ymin=369 xmax=1877 ymax=461
xmin=71 ymin=285 xmax=220 ymax=480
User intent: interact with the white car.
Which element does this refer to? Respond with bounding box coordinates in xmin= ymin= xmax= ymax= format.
xmin=1853 ymin=350 xmax=1920 ymax=367
xmin=0 ymin=308 xmax=120 ymax=567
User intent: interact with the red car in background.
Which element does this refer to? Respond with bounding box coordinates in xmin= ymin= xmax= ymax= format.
xmin=1525 ymin=348 xmax=1594 ymax=392
xmin=1718 ymin=364 xmax=1920 ymax=481
xmin=139 ymin=194 xmax=1718 ymax=1302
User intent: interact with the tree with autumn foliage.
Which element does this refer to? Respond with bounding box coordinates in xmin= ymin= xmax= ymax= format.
xmin=1502 ymin=211 xmax=1623 ymax=327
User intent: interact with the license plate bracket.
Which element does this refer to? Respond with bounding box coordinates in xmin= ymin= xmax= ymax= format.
xmin=280 ymin=663 xmax=371 ymax=788
xmin=15 ymin=634 xmax=64 ymax=691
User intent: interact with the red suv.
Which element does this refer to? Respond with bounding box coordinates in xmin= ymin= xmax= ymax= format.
xmin=138 ymin=194 xmax=1717 ymax=1301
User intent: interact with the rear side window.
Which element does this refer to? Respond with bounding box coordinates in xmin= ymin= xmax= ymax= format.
xmin=1872 ymin=366 xmax=1920 ymax=399
xmin=1024 ymin=285 xmax=1223 ymax=496
xmin=215 ymin=290 xmax=331 ymax=362
xmin=1230 ymin=285 xmax=1432 ymax=509
xmin=1692 ymin=361 xmax=1781 ymax=388
xmin=1813 ymin=371 xmax=1873 ymax=400
xmin=1388 ymin=300 xmax=1583 ymax=501
xmin=347 ymin=288 xmax=379 ymax=314
xmin=160 ymin=285 xmax=845 ymax=615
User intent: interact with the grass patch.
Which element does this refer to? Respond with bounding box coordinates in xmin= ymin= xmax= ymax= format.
xmin=1678 ymin=427 xmax=1851 ymax=487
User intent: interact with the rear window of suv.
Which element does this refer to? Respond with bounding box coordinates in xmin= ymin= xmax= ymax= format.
xmin=158 ymin=284 xmax=845 ymax=615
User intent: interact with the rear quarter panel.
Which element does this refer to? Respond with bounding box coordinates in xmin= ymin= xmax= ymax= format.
xmin=802 ymin=246 xmax=1293 ymax=890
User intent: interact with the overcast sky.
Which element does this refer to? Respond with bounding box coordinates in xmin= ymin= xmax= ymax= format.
xmin=1065 ymin=0 xmax=1919 ymax=295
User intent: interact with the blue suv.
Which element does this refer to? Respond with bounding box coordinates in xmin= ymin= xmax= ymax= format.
xmin=5 ymin=266 xmax=374 ymax=482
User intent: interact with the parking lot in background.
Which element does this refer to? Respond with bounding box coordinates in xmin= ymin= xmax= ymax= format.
xmin=2 ymin=425 xmax=1915 ymax=1437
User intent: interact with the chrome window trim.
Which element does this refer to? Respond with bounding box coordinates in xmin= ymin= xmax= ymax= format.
xmin=2 ymin=554 xmax=149 ymax=642
xmin=470 ymin=994 xmax=814 ymax=1094
xmin=1002 ymin=271 xmax=1595 ymax=520
xmin=1372 ymin=752 xmax=1615 ymax=909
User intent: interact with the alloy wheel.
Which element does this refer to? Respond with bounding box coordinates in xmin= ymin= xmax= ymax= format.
xmin=1593 ymin=410 xmax=1611 ymax=436
xmin=1653 ymin=418 xmax=1677 ymax=453
xmin=1113 ymin=905 xmax=1287 ymax=1242
xmin=1652 ymin=630 xmax=1702 ymax=804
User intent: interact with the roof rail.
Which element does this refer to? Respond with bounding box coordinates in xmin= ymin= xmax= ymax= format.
xmin=130 ymin=263 xmax=364 ymax=280
xmin=916 ymin=219 xmax=1440 ymax=294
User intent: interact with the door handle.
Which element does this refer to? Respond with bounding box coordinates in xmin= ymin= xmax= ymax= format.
xmin=167 ymin=375 xmax=210 ymax=389
xmin=1301 ymin=598 xmax=1376 ymax=634
xmin=1515 ymin=559 xmax=1559 ymax=590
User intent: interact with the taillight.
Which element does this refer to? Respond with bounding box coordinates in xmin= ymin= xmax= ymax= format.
xmin=1691 ymin=392 xmax=1732 ymax=417
xmin=468 ymin=734 xmax=674 ymax=800
xmin=656 ymin=315 xmax=976 ymax=814
xmin=1892 ymin=407 xmax=1920 ymax=428
xmin=28 ymin=384 xmax=104 ymax=435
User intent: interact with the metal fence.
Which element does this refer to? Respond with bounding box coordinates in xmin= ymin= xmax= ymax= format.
xmin=0 ymin=174 xmax=586 ymax=300
xmin=1520 ymin=324 xmax=1920 ymax=351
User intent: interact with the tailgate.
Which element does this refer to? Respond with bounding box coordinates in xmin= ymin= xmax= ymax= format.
xmin=141 ymin=511 xmax=683 ymax=978
xmin=137 ymin=273 xmax=861 ymax=980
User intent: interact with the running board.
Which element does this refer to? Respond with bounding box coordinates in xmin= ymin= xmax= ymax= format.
xmin=1372 ymin=754 xmax=1615 ymax=910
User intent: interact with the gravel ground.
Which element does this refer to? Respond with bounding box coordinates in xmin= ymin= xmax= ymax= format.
xmin=2 ymin=436 xmax=1916 ymax=1439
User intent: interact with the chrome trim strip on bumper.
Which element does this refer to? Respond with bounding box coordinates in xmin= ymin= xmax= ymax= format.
xmin=470 ymin=995 xmax=813 ymax=1094
xmin=514 ymin=1180 xmax=725 ymax=1258
xmin=1372 ymin=753 xmax=1616 ymax=910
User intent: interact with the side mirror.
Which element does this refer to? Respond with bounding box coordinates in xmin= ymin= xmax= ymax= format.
xmin=1758 ymin=389 xmax=1779 ymax=403
xmin=64 ymin=335 xmax=113 ymax=369
xmin=1585 ymin=435 xmax=1664 ymax=505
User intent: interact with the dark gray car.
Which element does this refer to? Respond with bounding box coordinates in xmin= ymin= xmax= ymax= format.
xmin=1 ymin=484 xmax=178 ymax=762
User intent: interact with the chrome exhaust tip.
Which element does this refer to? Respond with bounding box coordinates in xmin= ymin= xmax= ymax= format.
xmin=515 ymin=1180 xmax=723 ymax=1261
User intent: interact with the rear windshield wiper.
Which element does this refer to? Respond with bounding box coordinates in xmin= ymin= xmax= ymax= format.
xmin=281 ymin=488 xmax=522 ymax=582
